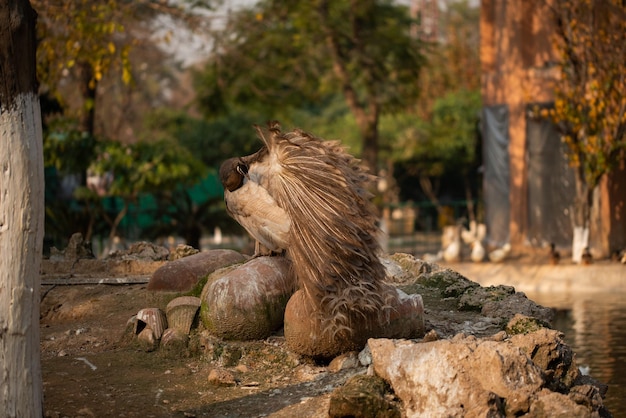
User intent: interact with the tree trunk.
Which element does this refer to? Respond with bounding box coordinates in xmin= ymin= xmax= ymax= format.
xmin=77 ymin=61 xmax=97 ymax=136
xmin=107 ymin=201 xmax=129 ymax=252
xmin=317 ymin=0 xmax=380 ymax=173
xmin=0 ymin=1 xmax=45 ymax=416
xmin=356 ymin=111 xmax=380 ymax=174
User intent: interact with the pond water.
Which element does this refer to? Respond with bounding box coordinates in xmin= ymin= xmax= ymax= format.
xmin=526 ymin=291 xmax=626 ymax=415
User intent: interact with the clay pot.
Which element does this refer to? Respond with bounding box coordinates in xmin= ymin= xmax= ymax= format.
xmin=135 ymin=307 xmax=168 ymax=340
xmin=166 ymin=296 xmax=201 ymax=334
xmin=160 ymin=327 xmax=189 ymax=349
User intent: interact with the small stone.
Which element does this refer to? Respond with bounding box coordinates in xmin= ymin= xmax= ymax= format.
xmin=207 ymin=368 xmax=237 ymax=387
xmin=505 ymin=313 xmax=550 ymax=335
xmin=169 ymin=244 xmax=200 ymax=260
xmin=136 ymin=327 xmax=158 ymax=352
xmin=327 ymin=351 xmax=360 ymax=372
xmin=160 ymin=328 xmax=189 ymax=353
xmin=422 ymin=329 xmax=439 ymax=342
xmin=358 ymin=345 xmax=372 ymax=366
xmin=235 ymin=364 xmax=248 ymax=373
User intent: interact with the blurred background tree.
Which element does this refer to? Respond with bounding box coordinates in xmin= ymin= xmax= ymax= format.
xmin=542 ymin=0 xmax=626 ymax=259
xmin=194 ymin=0 xmax=427 ymax=172
xmin=36 ymin=0 xmax=484 ymax=253
xmin=34 ymin=0 xmax=222 ymax=252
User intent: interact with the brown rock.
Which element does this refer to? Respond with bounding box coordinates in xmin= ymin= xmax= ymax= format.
xmin=136 ymin=327 xmax=158 ymax=352
xmin=369 ymin=336 xmax=544 ymax=417
xmin=327 ymin=352 xmax=360 ymax=373
xmin=284 ymin=287 xmax=424 ymax=359
xmin=509 ymin=327 xmax=580 ymax=392
xmin=200 ymin=256 xmax=295 ymax=340
xmin=207 ymin=368 xmax=237 ymax=387
xmin=529 ymin=389 xmax=590 ymax=417
xmin=148 ymin=249 xmax=247 ymax=291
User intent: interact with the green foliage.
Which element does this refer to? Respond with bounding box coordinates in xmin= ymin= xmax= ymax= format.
xmin=417 ymin=0 xmax=480 ymax=118
xmin=429 ymin=89 xmax=481 ymax=169
xmin=546 ymin=0 xmax=626 ymax=189
xmin=390 ymin=90 xmax=481 ymax=176
xmin=43 ymin=118 xmax=97 ymax=174
xmin=194 ymin=0 xmax=426 ymax=168
xmin=89 ymin=138 xmax=207 ymax=198
xmin=142 ymin=109 xmax=264 ymax=168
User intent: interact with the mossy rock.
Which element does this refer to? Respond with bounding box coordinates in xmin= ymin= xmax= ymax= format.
xmin=458 ymin=285 xmax=516 ymax=311
xmin=506 ymin=314 xmax=551 ymax=335
xmin=200 ymin=256 xmax=296 ymax=341
xmin=329 ymin=374 xmax=401 ymax=418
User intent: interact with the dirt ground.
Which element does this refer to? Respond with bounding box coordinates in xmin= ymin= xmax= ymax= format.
xmin=38 ymin=254 xmax=539 ymax=418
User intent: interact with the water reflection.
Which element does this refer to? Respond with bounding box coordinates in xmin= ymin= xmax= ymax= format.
xmin=526 ymin=291 xmax=626 ymax=414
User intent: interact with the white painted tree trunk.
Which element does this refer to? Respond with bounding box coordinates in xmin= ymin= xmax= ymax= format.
xmin=572 ymin=226 xmax=589 ymax=264
xmin=0 ymin=92 xmax=45 ymax=416
xmin=1 ymin=0 xmax=44 ymax=414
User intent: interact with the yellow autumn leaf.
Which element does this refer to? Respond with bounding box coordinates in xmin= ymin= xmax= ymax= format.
xmin=122 ymin=67 xmax=132 ymax=85
xmin=108 ymin=42 xmax=115 ymax=54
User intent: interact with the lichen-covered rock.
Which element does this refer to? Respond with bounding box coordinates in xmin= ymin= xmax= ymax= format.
xmin=481 ymin=291 xmax=554 ymax=324
xmin=369 ymin=336 xmax=545 ymax=417
xmin=369 ymin=331 xmax=611 ymax=418
xmin=200 ymin=256 xmax=295 ymax=340
xmin=168 ymin=244 xmax=200 ymax=260
xmin=458 ymin=284 xmax=516 ymax=311
xmin=382 ymin=253 xmax=436 ymax=284
xmin=148 ymin=249 xmax=247 ymax=291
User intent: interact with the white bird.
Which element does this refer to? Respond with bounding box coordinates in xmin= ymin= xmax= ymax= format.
xmin=470 ymin=240 xmax=486 ymax=263
xmin=488 ymin=243 xmax=511 ymax=263
xmin=219 ymin=148 xmax=291 ymax=255
xmin=443 ymin=239 xmax=461 ymax=262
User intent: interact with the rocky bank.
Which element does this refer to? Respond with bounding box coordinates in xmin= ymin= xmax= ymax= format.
xmin=40 ymin=237 xmax=612 ymax=417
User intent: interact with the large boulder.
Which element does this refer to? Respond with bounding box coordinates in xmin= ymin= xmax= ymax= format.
xmin=200 ymin=256 xmax=295 ymax=340
xmin=368 ymin=327 xmax=610 ymax=417
xmin=284 ymin=287 xmax=425 ymax=358
xmin=148 ymin=249 xmax=247 ymax=291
